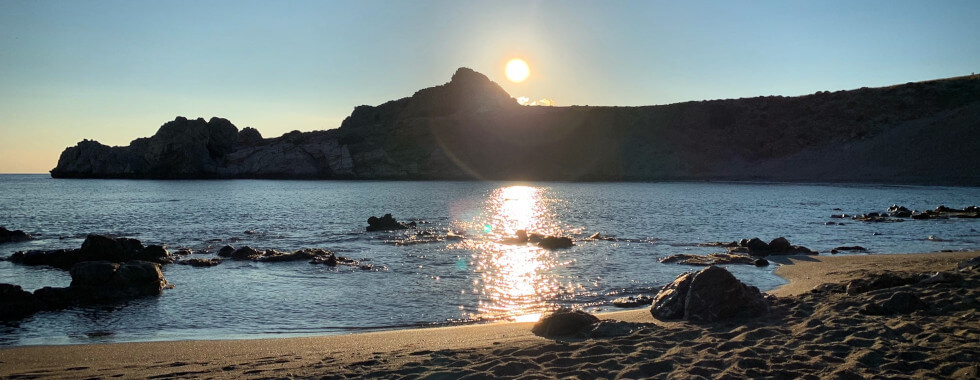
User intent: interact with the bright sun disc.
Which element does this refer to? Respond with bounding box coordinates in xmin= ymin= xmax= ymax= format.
xmin=505 ymin=59 xmax=530 ymax=83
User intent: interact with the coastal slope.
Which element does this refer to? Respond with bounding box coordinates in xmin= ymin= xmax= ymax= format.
xmin=51 ymin=69 xmax=980 ymax=184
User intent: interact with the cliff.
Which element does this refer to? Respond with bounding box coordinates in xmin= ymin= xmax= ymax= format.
xmin=50 ymin=68 xmax=980 ymax=185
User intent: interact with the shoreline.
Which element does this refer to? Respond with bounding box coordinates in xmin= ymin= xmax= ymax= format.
xmin=1 ymin=251 xmax=977 ymax=379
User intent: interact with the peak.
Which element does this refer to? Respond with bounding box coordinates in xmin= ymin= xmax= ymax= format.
xmin=450 ymin=67 xmax=489 ymax=83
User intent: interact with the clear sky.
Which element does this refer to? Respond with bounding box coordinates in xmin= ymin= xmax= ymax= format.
xmin=1 ymin=0 xmax=977 ymax=173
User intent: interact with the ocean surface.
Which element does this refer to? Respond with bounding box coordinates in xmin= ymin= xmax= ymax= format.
xmin=1 ymin=174 xmax=978 ymax=346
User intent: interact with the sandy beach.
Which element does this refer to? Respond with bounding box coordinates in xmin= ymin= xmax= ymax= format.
xmin=1 ymin=251 xmax=977 ymax=379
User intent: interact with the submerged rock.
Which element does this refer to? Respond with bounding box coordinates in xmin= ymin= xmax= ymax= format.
xmin=612 ymin=295 xmax=653 ymax=308
xmin=69 ymin=261 xmax=168 ymax=303
xmin=538 ymin=236 xmax=573 ymax=250
xmin=659 ymin=253 xmax=762 ymax=266
xmin=177 ymin=258 xmax=223 ymax=267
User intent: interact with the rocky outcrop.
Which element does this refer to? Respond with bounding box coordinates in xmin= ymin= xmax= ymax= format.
xmin=1 ymin=260 xmax=168 ymax=320
xmin=9 ymin=235 xmax=172 ymax=269
xmin=366 ymin=214 xmax=410 ymax=231
xmin=50 ymin=69 xmax=980 ymax=185
xmin=0 ymin=227 xmax=32 ymax=243
xmin=650 ymin=266 xmax=770 ymax=322
xmin=727 ymin=237 xmax=817 ymax=256
xmin=660 ymin=253 xmax=769 ymax=267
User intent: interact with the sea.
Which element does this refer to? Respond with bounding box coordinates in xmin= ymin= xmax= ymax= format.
xmin=1 ymin=174 xmax=978 ymax=346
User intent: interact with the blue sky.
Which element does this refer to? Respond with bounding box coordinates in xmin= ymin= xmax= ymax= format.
xmin=1 ymin=0 xmax=977 ymax=172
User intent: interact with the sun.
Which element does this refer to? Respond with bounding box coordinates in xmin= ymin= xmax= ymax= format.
xmin=505 ymin=59 xmax=530 ymax=83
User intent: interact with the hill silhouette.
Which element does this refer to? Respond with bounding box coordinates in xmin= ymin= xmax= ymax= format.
xmin=51 ymin=68 xmax=980 ymax=185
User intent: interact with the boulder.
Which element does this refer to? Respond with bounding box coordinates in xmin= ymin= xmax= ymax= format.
xmin=33 ymin=286 xmax=74 ymax=310
xmin=650 ymin=266 xmax=769 ymax=322
xmin=650 ymin=272 xmax=694 ymax=320
xmin=0 ymin=284 xmax=39 ymax=320
xmin=537 ymin=236 xmax=573 ymax=249
xmin=0 ymin=227 xmax=33 ymax=243
xmin=69 ymin=260 xmax=167 ymax=303
xmin=531 ymin=309 xmax=600 ymax=337
xmin=366 ymin=214 xmax=409 ymax=231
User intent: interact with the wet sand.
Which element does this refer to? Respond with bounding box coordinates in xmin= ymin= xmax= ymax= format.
xmin=1 ymin=251 xmax=977 ymax=379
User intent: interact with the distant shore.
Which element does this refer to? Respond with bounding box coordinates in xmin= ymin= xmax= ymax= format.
xmin=0 ymin=251 xmax=976 ymax=379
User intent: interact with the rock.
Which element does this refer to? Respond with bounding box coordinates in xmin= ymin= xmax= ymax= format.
xmin=611 ymin=295 xmax=653 ymax=308
xmin=33 ymin=286 xmax=74 ymax=310
xmin=728 ymin=236 xmax=816 ymax=256
xmin=8 ymin=235 xmax=171 ymax=269
xmin=650 ymin=272 xmax=694 ymax=320
xmin=768 ymin=237 xmax=792 ymax=252
xmin=217 ymin=245 xmax=236 ymax=257
xmin=887 ymin=204 xmax=912 ymax=217
xmin=0 ymin=227 xmax=33 ymax=243
xmin=259 ymin=248 xmax=333 ymax=262
xmin=919 ymin=271 xmax=962 ymax=285
xmin=227 ymin=246 xmax=263 ymax=260
xmin=833 ymin=246 xmax=867 ymax=252
xmin=366 ymin=214 xmax=409 ymax=231
xmin=753 ymin=258 xmax=770 ymax=267
xmin=69 ymin=261 xmax=167 ymax=303
xmin=177 ymin=258 xmax=223 ymax=267
xmin=651 ymin=266 xmax=769 ymax=322
xmin=957 ymin=257 xmax=980 ymax=271
xmin=531 ymin=309 xmax=600 ymax=337
xmin=0 ymin=283 xmax=39 ymax=320
xmin=845 ymin=272 xmax=924 ymax=294
xmin=659 ymin=253 xmax=760 ymax=266
xmin=682 ymin=266 xmax=769 ymax=322
xmin=537 ymin=236 xmax=573 ymax=249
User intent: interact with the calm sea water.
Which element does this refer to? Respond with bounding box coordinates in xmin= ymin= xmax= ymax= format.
xmin=1 ymin=174 xmax=977 ymax=346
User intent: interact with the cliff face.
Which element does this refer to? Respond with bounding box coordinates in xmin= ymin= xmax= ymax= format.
xmin=50 ymin=68 xmax=980 ymax=185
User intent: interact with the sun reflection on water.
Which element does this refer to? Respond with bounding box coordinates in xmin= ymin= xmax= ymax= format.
xmin=459 ymin=185 xmax=566 ymax=323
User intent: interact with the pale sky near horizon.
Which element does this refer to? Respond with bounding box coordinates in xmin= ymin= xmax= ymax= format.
xmin=1 ymin=0 xmax=977 ymax=173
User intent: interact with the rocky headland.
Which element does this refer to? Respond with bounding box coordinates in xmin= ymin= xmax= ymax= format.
xmin=51 ymin=68 xmax=980 ymax=185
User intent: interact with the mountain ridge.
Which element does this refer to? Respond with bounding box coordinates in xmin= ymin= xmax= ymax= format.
xmin=50 ymin=68 xmax=980 ymax=185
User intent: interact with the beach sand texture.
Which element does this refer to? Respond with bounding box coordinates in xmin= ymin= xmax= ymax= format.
xmin=1 ymin=251 xmax=977 ymax=379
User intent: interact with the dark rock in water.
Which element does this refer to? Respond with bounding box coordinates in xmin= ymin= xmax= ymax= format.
xmin=887 ymin=204 xmax=913 ymax=217
xmin=259 ymin=248 xmax=333 ymax=262
xmin=177 ymin=258 xmax=223 ymax=267
xmin=612 ymin=295 xmax=653 ymax=308
xmin=728 ymin=236 xmax=816 ymax=256
xmin=650 ymin=272 xmax=694 ymax=320
xmin=531 ymin=309 xmax=600 ymax=337
xmin=9 ymin=235 xmax=172 ymax=269
xmin=0 ymin=283 xmax=39 ymax=320
xmin=754 ymin=258 xmax=770 ymax=267
xmin=833 ymin=246 xmax=867 ymax=252
xmin=217 ymin=245 xmax=236 ymax=257
xmin=538 ymin=236 xmax=573 ymax=249
xmin=651 ymin=266 xmax=769 ymax=322
xmin=69 ymin=261 xmax=167 ymax=303
xmin=366 ymin=214 xmax=409 ymax=231
xmin=659 ymin=253 xmax=760 ymax=266
xmin=0 ymin=227 xmax=33 ymax=243
xmin=33 ymin=286 xmax=73 ymax=310
xmin=9 ymin=249 xmax=83 ymax=269
xmin=227 ymin=246 xmax=263 ymax=261
xmin=683 ymin=266 xmax=769 ymax=322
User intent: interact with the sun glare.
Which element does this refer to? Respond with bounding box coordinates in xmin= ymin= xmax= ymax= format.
xmin=505 ymin=59 xmax=530 ymax=83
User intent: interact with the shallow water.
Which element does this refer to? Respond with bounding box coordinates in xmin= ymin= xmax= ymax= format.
xmin=1 ymin=175 xmax=977 ymax=345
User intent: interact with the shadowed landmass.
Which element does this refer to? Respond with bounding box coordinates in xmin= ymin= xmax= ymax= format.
xmin=50 ymin=68 xmax=980 ymax=185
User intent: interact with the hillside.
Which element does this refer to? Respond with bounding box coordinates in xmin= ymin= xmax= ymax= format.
xmin=50 ymin=68 xmax=980 ymax=185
